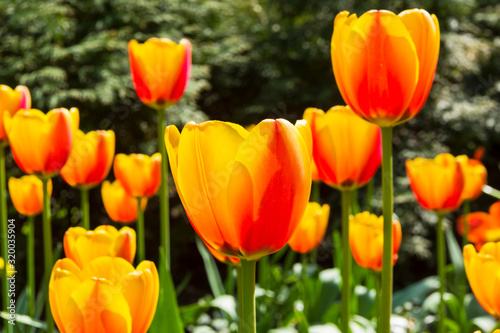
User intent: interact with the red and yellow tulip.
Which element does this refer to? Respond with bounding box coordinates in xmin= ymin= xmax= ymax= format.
xmin=101 ymin=180 xmax=147 ymax=223
xmin=456 ymin=155 xmax=487 ymax=201
xmin=8 ymin=175 xmax=52 ymax=216
xmin=349 ymin=212 xmax=402 ymax=271
xmin=129 ymin=38 xmax=191 ymax=109
xmin=331 ymin=9 xmax=440 ymax=126
xmin=50 ymin=257 xmax=159 ymax=333
xmin=304 ymin=106 xmax=381 ymax=190
xmin=4 ymin=108 xmax=79 ymax=177
xmin=464 ymin=242 xmax=500 ymax=319
xmin=165 ymin=119 xmax=311 ymax=261
xmin=406 ymin=153 xmax=464 ymax=213
xmin=0 ymin=85 xmax=30 ymax=143
xmin=63 ymin=225 xmax=136 ymax=268
xmin=288 ymin=202 xmax=330 ymax=253
xmin=61 ymin=130 xmax=115 ymax=189
xmin=113 ymin=153 xmax=161 ymax=198
xmin=457 ymin=202 xmax=500 ymax=250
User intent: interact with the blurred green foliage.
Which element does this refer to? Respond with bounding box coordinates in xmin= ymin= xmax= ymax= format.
xmin=1 ymin=0 xmax=500 ymax=315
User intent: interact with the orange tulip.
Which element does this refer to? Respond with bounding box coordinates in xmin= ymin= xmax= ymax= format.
xmin=349 ymin=212 xmax=402 ymax=271
xmin=8 ymin=175 xmax=52 ymax=216
xmin=456 ymin=155 xmax=487 ymax=201
xmin=406 ymin=153 xmax=464 ymax=213
xmin=101 ymin=180 xmax=148 ymax=223
xmin=61 ymin=130 xmax=115 ymax=189
xmin=331 ymin=9 xmax=440 ymax=127
xmin=165 ymin=119 xmax=311 ymax=261
xmin=304 ymin=106 xmax=381 ymax=190
xmin=457 ymin=202 xmax=500 ymax=250
xmin=50 ymin=257 xmax=159 ymax=333
xmin=205 ymin=241 xmax=240 ymax=266
xmin=113 ymin=153 xmax=161 ymax=198
xmin=0 ymin=85 xmax=30 ymax=142
xmin=129 ymin=38 xmax=191 ymax=109
xmin=4 ymin=108 xmax=79 ymax=177
xmin=64 ymin=225 xmax=136 ymax=268
xmin=464 ymin=242 xmax=500 ymax=319
xmin=288 ymin=202 xmax=330 ymax=253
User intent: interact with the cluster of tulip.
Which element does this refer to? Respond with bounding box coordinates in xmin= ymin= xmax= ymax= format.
xmin=1 ymin=5 xmax=500 ymax=333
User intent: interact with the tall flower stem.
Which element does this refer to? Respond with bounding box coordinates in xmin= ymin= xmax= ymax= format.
xmin=41 ymin=177 xmax=54 ymax=332
xmin=341 ymin=189 xmax=352 ymax=333
xmin=240 ymin=259 xmax=256 ymax=333
xmin=237 ymin=266 xmax=244 ymax=331
xmin=436 ymin=213 xmax=446 ymax=333
xmin=27 ymin=214 xmax=35 ymax=317
xmin=81 ymin=188 xmax=90 ymax=229
xmin=311 ymin=181 xmax=320 ymax=203
xmin=462 ymin=200 xmax=470 ymax=248
xmin=158 ymin=108 xmax=171 ymax=269
xmin=380 ymin=126 xmax=394 ymax=333
xmin=137 ymin=198 xmax=145 ymax=262
xmin=375 ymin=271 xmax=381 ymax=329
xmin=0 ymin=145 xmax=12 ymax=333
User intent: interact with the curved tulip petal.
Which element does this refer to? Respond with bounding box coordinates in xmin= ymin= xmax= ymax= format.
xmin=8 ymin=175 xmax=51 ymax=216
xmin=0 ymin=85 xmax=31 ymax=141
xmin=227 ymin=119 xmax=311 ymax=259
xmin=101 ymin=180 xmax=146 ymax=223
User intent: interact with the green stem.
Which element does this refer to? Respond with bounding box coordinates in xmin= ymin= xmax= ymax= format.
xmin=311 ymin=181 xmax=320 ymax=203
xmin=380 ymin=126 xmax=393 ymax=333
xmin=137 ymin=198 xmax=145 ymax=262
xmin=366 ymin=178 xmax=374 ymax=212
xmin=41 ymin=177 xmax=54 ymax=332
xmin=27 ymin=215 xmax=35 ymax=317
xmin=158 ymin=108 xmax=170 ymax=269
xmin=375 ymin=271 xmax=381 ymax=331
xmin=341 ymin=189 xmax=352 ymax=333
xmin=462 ymin=200 xmax=470 ymax=248
xmin=482 ymin=185 xmax=500 ymax=200
xmin=0 ymin=146 xmax=12 ymax=333
xmin=437 ymin=213 xmax=446 ymax=333
xmin=240 ymin=260 xmax=256 ymax=333
xmin=301 ymin=252 xmax=308 ymax=318
xmin=310 ymin=249 xmax=317 ymax=265
xmin=237 ymin=266 xmax=244 ymax=331
xmin=81 ymin=188 xmax=90 ymax=229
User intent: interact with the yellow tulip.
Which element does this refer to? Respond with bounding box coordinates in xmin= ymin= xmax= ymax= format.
xmin=349 ymin=212 xmax=402 ymax=271
xmin=113 ymin=153 xmax=161 ymax=198
xmin=456 ymin=155 xmax=487 ymax=201
xmin=101 ymin=180 xmax=147 ymax=223
xmin=50 ymin=257 xmax=159 ymax=333
xmin=288 ymin=202 xmax=330 ymax=253
xmin=8 ymin=175 xmax=52 ymax=216
xmin=63 ymin=225 xmax=136 ymax=268
xmin=464 ymin=242 xmax=500 ymax=318
xmin=0 ymin=84 xmax=30 ymax=142
xmin=4 ymin=108 xmax=79 ymax=177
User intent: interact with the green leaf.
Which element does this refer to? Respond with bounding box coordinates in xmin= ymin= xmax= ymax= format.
xmin=269 ymin=327 xmax=298 ymax=333
xmin=179 ymin=300 xmax=211 ymax=327
xmin=353 ymin=285 xmax=375 ymax=318
xmin=350 ymin=315 xmax=376 ymax=333
xmin=195 ymin=236 xmax=225 ymax=298
xmin=471 ymin=315 xmax=498 ymax=332
xmin=392 ymin=276 xmax=439 ymax=309
xmin=149 ymin=248 xmax=184 ymax=333
xmin=0 ymin=312 xmax=46 ymax=330
xmin=311 ymin=268 xmax=341 ymax=323
xmin=445 ymin=229 xmax=465 ymax=283
xmin=211 ymin=295 xmax=237 ymax=320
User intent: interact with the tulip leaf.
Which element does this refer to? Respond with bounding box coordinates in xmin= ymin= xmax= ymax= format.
xmin=0 ymin=312 xmax=46 ymax=330
xmin=195 ymin=236 xmax=225 ymax=298
xmin=392 ymin=275 xmax=439 ymax=309
xmin=445 ymin=229 xmax=465 ymax=283
xmin=149 ymin=248 xmax=184 ymax=333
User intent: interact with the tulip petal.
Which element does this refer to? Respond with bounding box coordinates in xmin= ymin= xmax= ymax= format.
xmin=175 ymin=121 xmax=248 ymax=253
xmin=121 ymin=261 xmax=159 ymax=333
xmin=227 ymin=119 xmax=311 ymax=259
